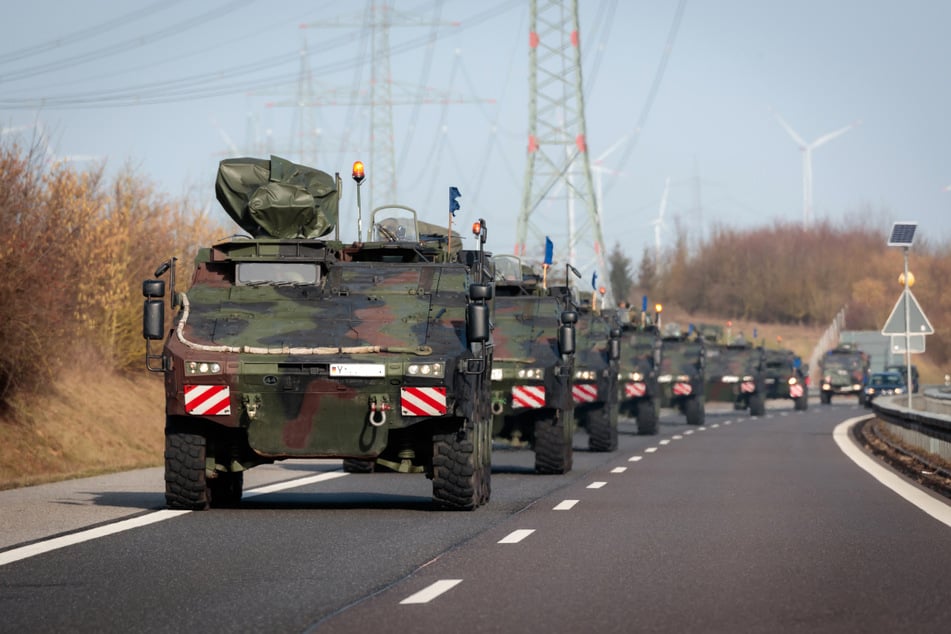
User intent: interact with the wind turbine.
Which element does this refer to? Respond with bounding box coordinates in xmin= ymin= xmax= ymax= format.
xmin=650 ymin=177 xmax=670 ymax=265
xmin=772 ymin=110 xmax=861 ymax=226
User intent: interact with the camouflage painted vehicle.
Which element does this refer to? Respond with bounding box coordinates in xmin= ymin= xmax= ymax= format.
xmin=819 ymin=344 xmax=870 ymax=405
xmin=142 ymin=156 xmax=495 ymax=510
xmin=656 ymin=324 xmax=706 ymax=426
xmin=763 ymin=348 xmax=809 ymax=410
xmin=617 ymin=310 xmax=662 ymax=435
xmin=704 ymin=340 xmax=767 ymax=416
xmin=489 ymin=255 xmax=577 ymax=474
xmin=571 ymin=294 xmax=622 ymax=451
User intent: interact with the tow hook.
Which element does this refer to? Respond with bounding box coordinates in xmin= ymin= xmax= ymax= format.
xmin=369 ymin=395 xmax=392 ymax=427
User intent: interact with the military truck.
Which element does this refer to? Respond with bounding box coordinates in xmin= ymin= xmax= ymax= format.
xmin=571 ymin=293 xmax=622 ymax=451
xmin=763 ymin=348 xmax=809 ymax=410
xmin=617 ymin=310 xmax=663 ymax=435
xmin=142 ymin=156 xmax=495 ymax=510
xmin=819 ymin=344 xmax=871 ymax=405
xmin=704 ymin=339 xmax=767 ymax=416
xmin=656 ymin=323 xmax=706 ymax=426
xmin=489 ymin=255 xmax=577 ymax=474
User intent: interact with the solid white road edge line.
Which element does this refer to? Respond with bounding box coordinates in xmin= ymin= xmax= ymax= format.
xmin=400 ymin=579 xmax=463 ymax=604
xmin=0 ymin=471 xmax=349 ymax=567
xmin=834 ymin=415 xmax=951 ymax=528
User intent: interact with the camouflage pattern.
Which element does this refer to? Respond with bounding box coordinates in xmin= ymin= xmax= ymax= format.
xmin=763 ymin=348 xmax=809 ymax=410
xmin=704 ymin=341 xmax=767 ymax=416
xmin=144 ymin=157 xmax=494 ymax=510
xmin=489 ymin=255 xmax=576 ymax=474
xmin=818 ymin=344 xmax=870 ymax=405
xmin=656 ymin=324 xmax=706 ymax=426
xmin=617 ymin=309 xmax=663 ymax=435
xmin=571 ymin=297 xmax=621 ymax=451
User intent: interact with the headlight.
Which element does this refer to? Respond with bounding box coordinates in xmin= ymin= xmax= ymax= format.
xmin=675 ymin=374 xmax=690 ymax=383
xmin=788 ymin=377 xmax=798 ymax=385
xmin=865 ymin=387 xmax=874 ymax=394
xmin=626 ymin=372 xmax=643 ymax=382
xmin=517 ymin=368 xmax=544 ymax=380
xmin=742 ymin=375 xmax=754 ymax=382
xmin=895 ymin=387 xmax=904 ymax=394
xmin=574 ymin=370 xmax=596 ymax=381
xmin=658 ymin=374 xmax=672 ymax=383
xmin=185 ymin=361 xmax=222 ymax=375
xmin=491 ymin=368 xmax=503 ymax=381
xmin=406 ymin=363 xmax=444 ymax=378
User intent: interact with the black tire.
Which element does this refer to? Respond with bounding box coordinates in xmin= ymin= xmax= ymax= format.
xmin=342 ymin=458 xmax=376 ymax=473
xmin=685 ymin=396 xmax=705 ymax=426
xmin=534 ymin=409 xmax=573 ymax=474
xmin=587 ymin=391 xmax=619 ymax=451
xmin=432 ymin=413 xmax=490 ymax=510
xmin=165 ymin=423 xmax=211 ymax=510
xmin=636 ymin=399 xmax=659 ymax=436
xmin=749 ymin=392 xmax=766 ymax=416
xmin=820 ymin=391 xmax=831 ymax=405
xmin=794 ymin=393 xmax=808 ymax=411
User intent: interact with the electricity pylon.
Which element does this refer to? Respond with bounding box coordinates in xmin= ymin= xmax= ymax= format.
xmin=516 ymin=0 xmax=608 ymax=303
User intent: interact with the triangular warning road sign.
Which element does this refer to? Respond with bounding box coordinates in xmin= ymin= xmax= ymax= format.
xmin=881 ymin=289 xmax=934 ymax=335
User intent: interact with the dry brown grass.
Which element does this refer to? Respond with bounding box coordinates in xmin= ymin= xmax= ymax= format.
xmin=0 ymin=367 xmax=165 ymax=490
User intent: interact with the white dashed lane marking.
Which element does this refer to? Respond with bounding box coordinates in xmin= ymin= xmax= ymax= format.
xmin=611 ymin=466 xmax=627 ymax=473
xmin=553 ymin=499 xmax=579 ymax=510
xmin=711 ymin=423 xmax=720 ymax=428
xmin=659 ymin=439 xmax=671 ymax=445
xmin=672 ymin=435 xmax=683 ymax=440
xmin=628 ymin=456 xmax=643 ymax=462
xmin=587 ymin=481 xmax=607 ymax=489
xmin=400 ymin=579 xmax=462 ymax=604
xmin=498 ymin=529 xmax=535 ymax=544
xmin=684 ymin=430 xmax=695 ymax=435
xmin=645 ymin=447 xmax=658 ymax=453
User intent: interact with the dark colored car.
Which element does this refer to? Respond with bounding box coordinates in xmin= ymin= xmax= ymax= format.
xmin=886 ymin=364 xmax=919 ymax=393
xmin=863 ymin=371 xmax=906 ymax=406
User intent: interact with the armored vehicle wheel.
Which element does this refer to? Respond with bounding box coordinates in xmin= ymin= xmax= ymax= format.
xmin=636 ymin=399 xmax=659 ymax=436
xmin=820 ymin=391 xmax=832 ymax=405
xmin=794 ymin=394 xmax=809 ymax=411
xmin=342 ymin=459 xmax=376 ymax=473
xmin=432 ymin=415 xmax=491 ymax=510
xmin=534 ymin=409 xmax=573 ymax=474
xmin=165 ymin=420 xmax=211 ymax=510
xmin=685 ymin=396 xmax=704 ymax=426
xmin=587 ymin=404 xmax=619 ymax=452
xmin=749 ymin=392 xmax=766 ymax=416
xmin=857 ymin=392 xmax=867 ymax=407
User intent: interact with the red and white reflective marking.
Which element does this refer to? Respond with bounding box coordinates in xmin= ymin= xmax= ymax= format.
xmin=512 ymin=385 xmax=545 ymax=409
xmin=401 ymin=387 xmax=447 ymax=416
xmin=789 ymin=384 xmax=804 ymax=398
xmin=672 ymin=382 xmax=692 ymax=396
xmin=572 ymin=383 xmax=598 ymax=404
xmin=741 ymin=381 xmax=756 ymax=393
xmin=184 ymin=384 xmax=231 ymax=415
xmin=624 ymin=382 xmax=646 ymax=398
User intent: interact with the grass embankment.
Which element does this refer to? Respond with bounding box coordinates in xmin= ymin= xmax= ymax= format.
xmin=0 ymin=368 xmax=165 ymax=490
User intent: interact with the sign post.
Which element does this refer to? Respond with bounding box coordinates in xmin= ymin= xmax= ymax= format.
xmin=884 ymin=222 xmax=928 ymax=407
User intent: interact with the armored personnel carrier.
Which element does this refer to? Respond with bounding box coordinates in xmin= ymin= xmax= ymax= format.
xmin=571 ymin=292 xmax=622 ymax=451
xmin=617 ymin=309 xmax=663 ymax=435
xmin=142 ymin=156 xmax=494 ymax=510
xmin=819 ymin=344 xmax=870 ymax=405
xmin=764 ymin=348 xmax=809 ymax=410
xmin=489 ymin=255 xmax=577 ymax=474
xmin=704 ymin=339 xmax=767 ymax=416
xmin=656 ymin=323 xmax=706 ymax=426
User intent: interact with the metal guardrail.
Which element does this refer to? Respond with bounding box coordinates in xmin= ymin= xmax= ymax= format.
xmin=872 ymin=385 xmax=951 ymax=463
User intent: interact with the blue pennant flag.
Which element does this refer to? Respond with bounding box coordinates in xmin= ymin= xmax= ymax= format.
xmin=449 ymin=186 xmax=461 ymax=217
xmin=543 ymin=236 xmax=553 ymax=266
xmin=591 ymin=271 xmax=598 ymax=290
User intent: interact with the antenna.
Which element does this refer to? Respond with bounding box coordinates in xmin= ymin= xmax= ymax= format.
xmin=772 ymin=109 xmax=861 ymax=227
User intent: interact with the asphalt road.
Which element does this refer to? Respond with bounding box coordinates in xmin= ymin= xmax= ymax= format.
xmin=2 ymin=399 xmax=950 ymax=633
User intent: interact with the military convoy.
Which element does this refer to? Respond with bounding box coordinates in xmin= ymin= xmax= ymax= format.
xmin=656 ymin=324 xmax=707 ymax=425
xmin=819 ymin=344 xmax=871 ymax=405
xmin=617 ymin=310 xmax=663 ymax=434
xmin=143 ymin=156 xmax=494 ymax=510
xmin=488 ymin=255 xmax=578 ymax=473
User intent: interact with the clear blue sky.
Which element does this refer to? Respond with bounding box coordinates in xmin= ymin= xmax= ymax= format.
xmin=3 ymin=0 xmax=949 ymax=284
